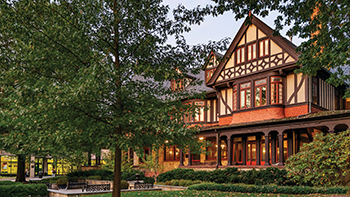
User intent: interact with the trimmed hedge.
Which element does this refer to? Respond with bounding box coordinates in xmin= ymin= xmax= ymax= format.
xmin=0 ymin=183 xmax=48 ymax=197
xmin=157 ymin=167 xmax=293 ymax=186
xmin=0 ymin=181 xmax=22 ymax=185
xmin=160 ymin=179 xmax=203 ymax=187
xmin=67 ymin=169 xmax=149 ymax=181
xmin=188 ymin=183 xmax=349 ymax=195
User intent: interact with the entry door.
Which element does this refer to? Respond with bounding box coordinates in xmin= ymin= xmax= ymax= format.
xmin=246 ymin=142 xmax=256 ymax=165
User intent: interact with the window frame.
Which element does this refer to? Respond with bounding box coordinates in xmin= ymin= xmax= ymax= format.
xmin=270 ymin=76 xmax=283 ymax=105
xmin=312 ymin=76 xmax=319 ymax=105
xmin=259 ymin=39 xmax=269 ymax=57
xmin=164 ymin=145 xmax=180 ymax=161
xmin=247 ymin=43 xmax=257 ymax=61
xmin=240 ymin=82 xmax=251 ymax=109
xmin=236 ymin=46 xmax=245 ymax=64
xmin=254 ymin=79 xmax=267 ymax=107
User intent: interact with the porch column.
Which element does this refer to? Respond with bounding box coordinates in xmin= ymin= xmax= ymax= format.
xmin=43 ymin=158 xmax=48 ymax=175
xmin=187 ymin=148 xmax=192 ymax=166
xmin=256 ymin=135 xmax=261 ymax=165
xmin=242 ymin=136 xmax=246 ymax=165
xmin=30 ymin=156 xmax=35 ymax=178
xmin=227 ymin=137 xmax=232 ymax=166
xmin=271 ymin=133 xmax=276 ymax=164
xmin=216 ymin=133 xmax=222 ymax=166
xmin=278 ymin=133 xmax=284 ymax=166
xmin=264 ymin=134 xmax=270 ymax=166
xmin=179 ymin=149 xmax=184 ymax=166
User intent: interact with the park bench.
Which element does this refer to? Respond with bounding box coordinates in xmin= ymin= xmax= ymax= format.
xmin=82 ymin=182 xmax=111 ymax=192
xmin=67 ymin=179 xmax=86 ymax=189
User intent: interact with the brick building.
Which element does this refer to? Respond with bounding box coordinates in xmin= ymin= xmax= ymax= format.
xmin=131 ymin=14 xmax=350 ymax=173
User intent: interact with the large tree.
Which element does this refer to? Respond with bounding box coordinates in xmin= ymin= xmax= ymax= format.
xmin=0 ymin=0 xmax=226 ymax=196
xmin=181 ymin=0 xmax=350 ymax=95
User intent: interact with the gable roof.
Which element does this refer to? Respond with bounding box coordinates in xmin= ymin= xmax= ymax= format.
xmin=207 ymin=14 xmax=299 ymax=87
xmin=203 ymin=50 xmax=223 ymax=70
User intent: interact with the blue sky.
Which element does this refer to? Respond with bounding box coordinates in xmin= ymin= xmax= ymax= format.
xmin=163 ymin=0 xmax=305 ymax=47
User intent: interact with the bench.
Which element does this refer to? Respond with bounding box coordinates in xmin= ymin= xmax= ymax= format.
xmin=82 ymin=183 xmax=111 ymax=192
xmin=132 ymin=182 xmax=153 ymax=189
xmin=67 ymin=179 xmax=86 ymax=189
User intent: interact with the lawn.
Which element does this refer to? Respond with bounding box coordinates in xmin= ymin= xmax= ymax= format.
xmin=84 ymin=190 xmax=347 ymax=197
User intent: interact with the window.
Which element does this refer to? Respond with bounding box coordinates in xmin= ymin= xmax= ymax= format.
xmin=312 ymin=77 xmax=319 ymax=104
xmin=233 ymin=85 xmax=237 ymax=111
xmin=346 ymin=98 xmax=350 ymax=109
xmin=271 ymin=76 xmax=283 ymax=104
xmin=259 ymin=39 xmax=269 ymax=57
xmin=248 ymin=43 xmax=257 ymax=61
xmin=194 ymin=101 xmax=205 ymax=122
xmin=171 ymin=79 xmax=182 ymax=91
xmin=233 ymin=137 xmax=243 ymax=163
xmin=139 ymin=147 xmax=150 ymax=163
xmin=255 ymin=79 xmax=267 ymax=107
xmin=164 ymin=145 xmax=180 ymax=161
xmin=236 ymin=47 xmax=245 ymax=64
xmin=206 ymin=140 xmax=227 ymax=160
xmin=206 ymin=68 xmax=216 ymax=83
xmin=240 ymin=82 xmax=251 ymax=109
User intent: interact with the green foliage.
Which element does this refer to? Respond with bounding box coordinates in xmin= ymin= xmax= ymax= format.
xmin=160 ymin=179 xmax=202 ymax=187
xmin=56 ymin=178 xmax=68 ymax=186
xmin=139 ymin=152 xmax=164 ymax=181
xmin=0 ymin=183 xmax=48 ymax=197
xmin=67 ymin=169 xmax=113 ymax=180
xmin=87 ymin=175 xmax=102 ymax=180
xmin=143 ymin=177 xmax=155 ymax=184
xmin=120 ymin=180 xmax=129 ymax=190
xmin=121 ymin=170 xmax=145 ymax=181
xmin=286 ymin=130 xmax=350 ymax=187
xmin=0 ymin=181 xmax=22 ymax=185
xmin=188 ymin=183 xmax=349 ymax=195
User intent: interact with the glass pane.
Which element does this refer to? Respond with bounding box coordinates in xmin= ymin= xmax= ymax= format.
xmin=247 ymin=144 xmax=251 ymax=162
xmin=260 ymin=41 xmax=263 ymax=56
xmin=233 ymin=92 xmax=237 ymax=110
xmin=247 ymin=136 xmax=256 ymax=141
xmin=233 ymin=144 xmax=237 ymax=162
xmin=241 ymin=90 xmax=245 ymax=108
xmin=253 ymin=44 xmax=256 ymax=59
xmin=233 ymin=137 xmax=242 ymax=142
xmin=238 ymin=143 xmax=242 ymax=162
xmin=237 ymin=49 xmax=240 ymax=63
xmin=248 ymin=45 xmax=251 ymax=60
xmin=279 ymin=84 xmax=283 ymax=104
xmin=242 ymin=48 xmax=245 ymax=62
xmin=252 ymin=143 xmax=256 ymax=162
xmin=262 ymin=86 xmax=266 ymax=105
xmin=221 ymin=140 xmax=227 ymax=159
xmin=262 ymin=142 xmax=265 ymax=161
xmin=255 ymin=87 xmax=261 ymax=107
xmin=166 ymin=146 xmax=175 ymax=161
xmin=271 ymin=84 xmax=276 ymax=104
xmin=283 ymin=140 xmax=288 ymax=162
xmin=265 ymin=40 xmax=268 ymax=55
xmin=246 ymin=90 xmax=251 ymax=108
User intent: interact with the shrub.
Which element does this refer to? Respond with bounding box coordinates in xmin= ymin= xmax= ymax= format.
xmin=87 ymin=175 xmax=102 ymax=180
xmin=0 ymin=181 xmax=21 ymax=185
xmin=286 ymin=130 xmax=350 ymax=187
xmin=67 ymin=169 xmax=113 ymax=180
xmin=56 ymin=178 xmax=68 ymax=186
xmin=0 ymin=183 xmax=48 ymax=197
xmin=120 ymin=180 xmax=129 ymax=189
xmin=188 ymin=183 xmax=349 ymax=195
xmin=143 ymin=177 xmax=155 ymax=184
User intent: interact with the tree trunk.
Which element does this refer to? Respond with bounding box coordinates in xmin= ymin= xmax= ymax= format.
xmin=15 ymin=155 xmax=26 ymax=182
xmin=112 ymin=140 xmax=122 ymax=197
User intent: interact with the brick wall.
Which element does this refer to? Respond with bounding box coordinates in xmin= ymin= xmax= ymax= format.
xmin=284 ymin=105 xmax=309 ymax=117
xmin=231 ymin=107 xmax=285 ymax=124
xmin=218 ymin=116 xmax=233 ymax=126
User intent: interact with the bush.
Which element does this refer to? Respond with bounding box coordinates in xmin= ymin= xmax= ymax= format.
xmin=0 ymin=183 xmax=48 ymax=197
xmin=67 ymin=169 xmax=114 ymax=180
xmin=87 ymin=175 xmax=102 ymax=180
xmin=188 ymin=183 xmax=349 ymax=195
xmin=143 ymin=177 xmax=155 ymax=184
xmin=121 ymin=170 xmax=145 ymax=181
xmin=158 ymin=179 xmax=204 ymax=187
xmin=56 ymin=178 xmax=68 ymax=186
xmin=120 ymin=180 xmax=129 ymax=189
xmin=286 ymin=130 xmax=350 ymax=187
xmin=0 ymin=181 xmax=21 ymax=185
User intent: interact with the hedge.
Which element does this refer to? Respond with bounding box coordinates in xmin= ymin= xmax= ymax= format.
xmin=159 ymin=179 xmax=203 ymax=187
xmin=188 ymin=183 xmax=349 ymax=195
xmin=66 ymin=169 xmax=149 ymax=181
xmin=0 ymin=183 xmax=48 ymax=197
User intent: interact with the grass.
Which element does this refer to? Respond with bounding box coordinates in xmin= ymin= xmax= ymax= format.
xmin=84 ymin=190 xmax=348 ymax=197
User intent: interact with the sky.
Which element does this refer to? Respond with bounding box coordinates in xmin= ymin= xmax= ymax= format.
xmin=163 ymin=0 xmax=305 ymax=48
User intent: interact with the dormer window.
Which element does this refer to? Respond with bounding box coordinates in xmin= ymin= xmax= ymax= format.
xmin=171 ymin=79 xmax=183 ymax=91
xmin=236 ymin=47 xmax=245 ymax=64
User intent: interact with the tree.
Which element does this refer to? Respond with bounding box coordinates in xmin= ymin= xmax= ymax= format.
xmin=182 ymin=0 xmax=350 ymax=96
xmin=285 ymin=130 xmax=350 ymax=187
xmin=0 ymin=0 xmax=226 ymax=196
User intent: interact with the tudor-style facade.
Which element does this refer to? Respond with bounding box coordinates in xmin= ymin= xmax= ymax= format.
xmin=130 ymin=15 xmax=350 ymax=174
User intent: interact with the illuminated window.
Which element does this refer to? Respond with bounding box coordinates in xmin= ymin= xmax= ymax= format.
xmin=233 ymin=137 xmax=242 ymax=163
xmin=271 ymin=76 xmax=283 ymax=104
xmin=206 ymin=140 xmax=227 ymax=160
xmin=255 ymin=79 xmax=267 ymax=107
xmin=236 ymin=47 xmax=245 ymax=64
xmin=240 ymin=82 xmax=251 ymax=109
xmin=259 ymin=39 xmax=269 ymax=57
xmin=164 ymin=145 xmax=180 ymax=161
xmin=248 ymin=43 xmax=257 ymax=61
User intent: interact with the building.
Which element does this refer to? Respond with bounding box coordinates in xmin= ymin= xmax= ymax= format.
xmin=131 ymin=14 xmax=350 ymax=173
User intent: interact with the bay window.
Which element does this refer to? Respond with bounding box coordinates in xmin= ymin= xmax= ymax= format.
xmin=255 ymin=79 xmax=267 ymax=107
xmin=271 ymin=76 xmax=283 ymax=104
xmin=240 ymin=82 xmax=251 ymax=109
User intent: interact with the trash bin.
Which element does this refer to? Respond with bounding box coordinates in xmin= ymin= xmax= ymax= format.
xmin=39 ymin=171 xmax=43 ymax=178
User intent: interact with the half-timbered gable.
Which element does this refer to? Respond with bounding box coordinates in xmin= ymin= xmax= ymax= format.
xmin=208 ymin=16 xmax=298 ymax=86
xmin=204 ymin=51 xmax=222 ymax=84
